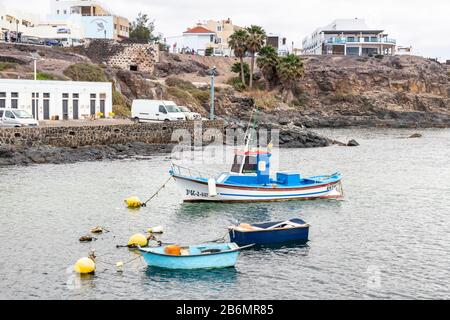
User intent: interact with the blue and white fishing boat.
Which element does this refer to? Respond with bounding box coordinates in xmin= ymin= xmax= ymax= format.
xmin=138 ymin=243 xmax=252 ymax=270
xmin=170 ymin=149 xmax=343 ymax=203
xmin=229 ymin=218 xmax=310 ymax=246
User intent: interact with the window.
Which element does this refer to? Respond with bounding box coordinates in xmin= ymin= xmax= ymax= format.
xmin=62 ymin=93 xmax=69 ymax=98
xmin=0 ymin=110 xmax=3 ymax=117
xmin=0 ymin=92 xmax=5 ymax=108
xmin=100 ymin=93 xmax=106 ymax=99
xmin=90 ymin=94 xmax=96 ymax=99
xmin=5 ymin=110 xmax=14 ymax=119
xmin=73 ymin=93 xmax=79 ymax=99
xmin=57 ymin=10 xmax=60 ymax=14
xmin=217 ymin=26 xmax=222 ymax=32
xmin=11 ymin=92 xmax=18 ymax=109
xmin=159 ymin=105 xmax=167 ymax=114
xmin=210 ymin=35 xmax=214 ymax=42
xmin=44 ymin=93 xmax=50 ymax=98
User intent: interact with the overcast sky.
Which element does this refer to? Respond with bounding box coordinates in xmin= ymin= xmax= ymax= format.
xmin=2 ymin=0 xmax=449 ymax=59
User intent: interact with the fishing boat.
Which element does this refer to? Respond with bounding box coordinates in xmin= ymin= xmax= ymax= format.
xmin=170 ymin=149 xmax=343 ymax=202
xmin=229 ymin=218 xmax=310 ymax=246
xmin=138 ymin=243 xmax=252 ymax=270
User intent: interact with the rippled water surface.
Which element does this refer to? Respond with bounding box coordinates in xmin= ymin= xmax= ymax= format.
xmin=1 ymin=128 xmax=449 ymax=300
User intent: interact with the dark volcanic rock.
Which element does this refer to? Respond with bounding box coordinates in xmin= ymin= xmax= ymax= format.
xmin=0 ymin=143 xmax=174 ymax=167
xmin=347 ymin=139 xmax=360 ymax=147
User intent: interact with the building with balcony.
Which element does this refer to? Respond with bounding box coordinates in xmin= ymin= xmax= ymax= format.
xmin=49 ymin=0 xmax=130 ymax=40
xmin=302 ymin=18 xmax=396 ymax=56
xmin=201 ymin=19 xmax=242 ymax=56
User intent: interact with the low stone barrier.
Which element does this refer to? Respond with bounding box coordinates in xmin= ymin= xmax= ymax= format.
xmin=0 ymin=120 xmax=224 ymax=148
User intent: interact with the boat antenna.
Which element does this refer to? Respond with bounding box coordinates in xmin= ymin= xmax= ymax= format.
xmin=243 ymin=108 xmax=258 ymax=150
xmin=239 ymin=108 xmax=258 ymax=174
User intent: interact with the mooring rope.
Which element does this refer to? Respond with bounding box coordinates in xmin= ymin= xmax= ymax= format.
xmin=141 ymin=176 xmax=173 ymax=207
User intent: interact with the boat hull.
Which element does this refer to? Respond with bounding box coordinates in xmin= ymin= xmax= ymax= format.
xmin=173 ymin=175 xmax=343 ymax=203
xmin=229 ymin=221 xmax=309 ymax=246
xmin=139 ymin=244 xmax=241 ymax=270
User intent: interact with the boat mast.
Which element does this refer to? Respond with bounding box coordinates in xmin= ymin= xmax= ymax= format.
xmin=239 ymin=108 xmax=258 ymax=174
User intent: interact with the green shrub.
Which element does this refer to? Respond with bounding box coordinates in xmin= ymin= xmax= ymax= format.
xmin=231 ymin=61 xmax=250 ymax=82
xmin=113 ymin=104 xmax=131 ymax=117
xmin=205 ymin=47 xmax=214 ymax=56
xmin=36 ymin=72 xmax=56 ymax=80
xmin=0 ymin=62 xmax=17 ymax=71
xmin=63 ymin=63 xmax=107 ymax=82
xmin=226 ymin=77 xmax=246 ymax=92
xmin=165 ymin=77 xmax=197 ymax=91
xmin=191 ymin=90 xmax=210 ymax=104
xmin=166 ymin=86 xmax=198 ymax=107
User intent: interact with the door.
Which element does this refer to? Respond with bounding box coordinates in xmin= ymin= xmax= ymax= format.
xmin=158 ymin=105 xmax=167 ymax=121
xmin=62 ymin=100 xmax=69 ymax=120
xmin=100 ymin=100 xmax=105 ymax=118
xmin=73 ymin=100 xmax=79 ymax=120
xmin=32 ymin=98 xmax=39 ymax=120
xmin=43 ymin=100 xmax=50 ymax=120
xmin=90 ymin=100 xmax=96 ymax=115
xmin=4 ymin=110 xmax=17 ymax=127
xmin=0 ymin=110 xmax=3 ymax=126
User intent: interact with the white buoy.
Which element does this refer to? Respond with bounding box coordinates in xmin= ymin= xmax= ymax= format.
xmin=208 ymin=178 xmax=217 ymax=197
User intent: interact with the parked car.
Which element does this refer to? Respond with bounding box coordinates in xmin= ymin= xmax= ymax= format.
xmin=0 ymin=109 xmax=39 ymax=127
xmin=44 ymin=39 xmax=62 ymax=47
xmin=131 ymin=100 xmax=186 ymax=123
xmin=21 ymin=36 xmax=44 ymax=46
xmin=178 ymin=106 xmax=202 ymax=121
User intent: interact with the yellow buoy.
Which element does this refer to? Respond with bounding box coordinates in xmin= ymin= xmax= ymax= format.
xmin=127 ymin=233 xmax=148 ymax=247
xmin=74 ymin=257 xmax=96 ymax=274
xmin=124 ymin=196 xmax=142 ymax=208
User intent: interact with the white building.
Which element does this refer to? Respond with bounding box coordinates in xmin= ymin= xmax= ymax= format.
xmin=165 ymin=25 xmax=217 ymax=56
xmin=302 ymin=18 xmax=396 ymax=56
xmin=0 ymin=1 xmax=129 ymax=44
xmin=49 ymin=0 xmax=130 ymax=40
xmin=0 ymin=4 xmax=84 ymax=44
xmin=266 ymin=33 xmax=291 ymax=56
xmin=0 ymin=79 xmax=112 ymax=120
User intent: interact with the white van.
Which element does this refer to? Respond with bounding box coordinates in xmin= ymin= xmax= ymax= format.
xmin=0 ymin=109 xmax=39 ymax=128
xmin=131 ymin=100 xmax=186 ymax=123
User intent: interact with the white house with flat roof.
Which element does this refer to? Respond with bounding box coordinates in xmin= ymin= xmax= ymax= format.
xmin=302 ymin=18 xmax=396 ymax=56
xmin=0 ymin=79 xmax=112 ymax=120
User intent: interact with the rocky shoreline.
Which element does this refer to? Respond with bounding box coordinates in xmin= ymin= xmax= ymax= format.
xmin=0 ymin=142 xmax=173 ymax=166
xmin=0 ymin=127 xmax=349 ymax=166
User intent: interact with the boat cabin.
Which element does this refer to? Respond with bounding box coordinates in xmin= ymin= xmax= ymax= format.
xmin=226 ymin=150 xmax=272 ymax=185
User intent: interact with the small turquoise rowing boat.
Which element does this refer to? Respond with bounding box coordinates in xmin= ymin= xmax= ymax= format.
xmin=139 ymin=243 xmax=252 ymax=270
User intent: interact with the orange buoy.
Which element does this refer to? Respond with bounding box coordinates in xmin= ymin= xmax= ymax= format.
xmin=164 ymin=245 xmax=181 ymax=256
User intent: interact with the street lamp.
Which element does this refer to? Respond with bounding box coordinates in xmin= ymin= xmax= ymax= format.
xmin=209 ymin=66 xmax=217 ymax=120
xmin=30 ymin=52 xmax=42 ymax=80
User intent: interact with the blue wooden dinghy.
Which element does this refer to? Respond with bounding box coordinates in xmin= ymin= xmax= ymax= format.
xmin=138 ymin=243 xmax=252 ymax=270
xmin=228 ymin=218 xmax=310 ymax=246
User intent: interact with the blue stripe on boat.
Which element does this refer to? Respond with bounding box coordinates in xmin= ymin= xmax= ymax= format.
xmin=218 ymin=189 xmax=330 ymax=198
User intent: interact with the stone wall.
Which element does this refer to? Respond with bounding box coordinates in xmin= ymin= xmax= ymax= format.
xmin=0 ymin=121 xmax=224 ymax=148
xmin=83 ymin=40 xmax=159 ymax=73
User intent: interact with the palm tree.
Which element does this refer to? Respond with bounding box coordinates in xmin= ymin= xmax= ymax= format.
xmin=245 ymin=25 xmax=266 ymax=89
xmin=276 ymin=54 xmax=304 ymax=102
xmin=257 ymin=45 xmax=279 ymax=91
xmin=228 ymin=29 xmax=248 ymax=86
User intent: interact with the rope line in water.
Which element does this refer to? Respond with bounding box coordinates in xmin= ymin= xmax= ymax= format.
xmin=141 ymin=176 xmax=173 ymax=207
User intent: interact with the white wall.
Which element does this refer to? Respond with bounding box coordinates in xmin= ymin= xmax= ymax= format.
xmin=0 ymin=79 xmax=112 ymax=120
xmin=182 ymin=34 xmax=214 ymax=55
